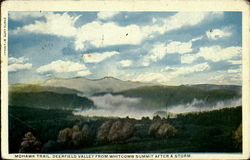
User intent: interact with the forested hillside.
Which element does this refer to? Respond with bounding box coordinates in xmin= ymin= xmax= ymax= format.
xmin=9 ymin=91 xmax=94 ymax=110
xmin=113 ymin=85 xmax=240 ymax=108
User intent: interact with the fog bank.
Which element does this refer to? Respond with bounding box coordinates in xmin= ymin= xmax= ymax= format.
xmin=74 ymin=94 xmax=242 ymax=119
xmin=74 ymin=94 xmax=155 ymax=119
xmin=166 ymin=98 xmax=241 ymax=114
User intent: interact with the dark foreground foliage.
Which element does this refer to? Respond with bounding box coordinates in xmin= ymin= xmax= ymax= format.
xmin=9 ymin=105 xmax=242 ymax=153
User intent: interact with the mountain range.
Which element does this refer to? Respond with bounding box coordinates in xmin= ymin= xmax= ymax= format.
xmin=9 ymin=77 xmax=241 ymax=110
xmin=40 ymin=77 xmax=153 ymax=96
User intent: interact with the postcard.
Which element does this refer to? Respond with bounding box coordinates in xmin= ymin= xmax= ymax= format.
xmin=1 ymin=0 xmax=250 ymax=159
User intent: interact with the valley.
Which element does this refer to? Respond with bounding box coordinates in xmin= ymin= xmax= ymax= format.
xmin=8 ymin=77 xmax=242 ymax=153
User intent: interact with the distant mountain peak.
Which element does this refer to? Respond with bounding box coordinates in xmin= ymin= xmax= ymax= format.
xmin=98 ymin=76 xmax=121 ymax=81
xmin=40 ymin=76 xmax=154 ymax=96
xmin=103 ymin=76 xmax=114 ymax=79
xmin=44 ymin=76 xmax=122 ymax=82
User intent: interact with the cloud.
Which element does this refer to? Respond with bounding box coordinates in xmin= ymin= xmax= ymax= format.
xmin=141 ymin=43 xmax=168 ymax=66
xmin=37 ymin=60 xmax=89 ymax=74
xmin=228 ymin=69 xmax=241 ymax=73
xmin=8 ymin=56 xmax=32 ymax=72
xmin=75 ymin=21 xmax=144 ymax=50
xmin=141 ymin=39 xmax=193 ymax=66
xmin=97 ymin=11 xmax=119 ymax=20
xmin=166 ymin=41 xmax=192 ymax=54
xmin=14 ymin=12 xmax=142 ymax=50
xmin=142 ymin=34 xmax=204 ymax=66
xmin=9 ymin=11 xmax=45 ymax=21
xmin=181 ymin=54 xmax=198 ymax=64
xmin=143 ymin=12 xmax=223 ymax=35
xmin=198 ymin=46 xmax=241 ymax=62
xmin=181 ymin=46 xmax=241 ymax=64
xmin=209 ymin=75 xmax=224 ymax=82
xmin=208 ymin=73 xmax=241 ymax=84
xmin=79 ymin=12 xmax=222 ymax=50
xmin=212 ymin=67 xmax=241 ymax=84
xmin=76 ymin=70 xmax=91 ymax=77
xmin=206 ymin=27 xmax=232 ymax=40
xmin=9 ymin=56 xmax=29 ymax=64
xmin=14 ymin=12 xmax=223 ymax=51
xmin=133 ymin=72 xmax=170 ymax=83
xmin=164 ymin=66 xmax=175 ymax=71
xmin=9 ymin=63 xmax=32 ymax=72
xmin=83 ymin=51 xmax=119 ymax=63
xmin=17 ymin=12 xmax=79 ymax=37
xmin=133 ymin=63 xmax=209 ymax=83
xmin=228 ymin=60 xmax=241 ymax=65
xmin=119 ymin=60 xmax=133 ymax=67
xmin=170 ymin=62 xmax=210 ymax=77
xmin=163 ymin=12 xmax=207 ymax=31
xmin=191 ymin=36 xmax=203 ymax=42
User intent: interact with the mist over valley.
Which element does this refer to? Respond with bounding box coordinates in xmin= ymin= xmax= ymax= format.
xmin=74 ymin=93 xmax=241 ymax=119
xmin=10 ymin=77 xmax=242 ymax=119
xmin=8 ymin=76 xmax=243 ymax=153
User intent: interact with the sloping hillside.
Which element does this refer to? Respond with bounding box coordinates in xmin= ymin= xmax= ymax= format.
xmin=10 ymin=84 xmax=82 ymax=95
xmin=186 ymin=84 xmax=241 ymax=93
xmin=113 ymin=85 xmax=241 ymax=108
xmin=9 ymin=91 xmax=94 ymax=110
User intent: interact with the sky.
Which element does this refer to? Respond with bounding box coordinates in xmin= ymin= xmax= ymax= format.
xmin=8 ymin=11 xmax=242 ymax=85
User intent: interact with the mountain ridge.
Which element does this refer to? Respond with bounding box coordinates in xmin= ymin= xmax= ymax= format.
xmin=186 ymin=84 xmax=241 ymax=93
xmin=10 ymin=76 xmax=242 ymax=97
xmin=10 ymin=76 xmax=242 ymax=88
xmin=42 ymin=76 xmax=154 ymax=85
xmin=8 ymin=77 xmax=242 ymax=111
xmin=40 ymin=76 xmax=156 ymax=96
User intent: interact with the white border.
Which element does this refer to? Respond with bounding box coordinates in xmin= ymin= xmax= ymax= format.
xmin=1 ymin=0 xmax=250 ymax=159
